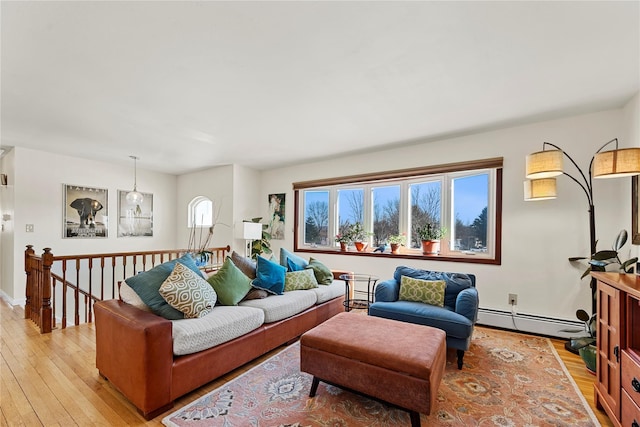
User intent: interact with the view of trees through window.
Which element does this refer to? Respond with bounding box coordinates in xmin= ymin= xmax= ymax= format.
xmin=297 ymin=161 xmax=499 ymax=261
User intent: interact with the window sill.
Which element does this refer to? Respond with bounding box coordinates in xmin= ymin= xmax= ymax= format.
xmin=294 ymin=247 xmax=500 ymax=265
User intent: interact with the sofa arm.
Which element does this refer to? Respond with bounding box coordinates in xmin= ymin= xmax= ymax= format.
xmin=374 ymin=279 xmax=400 ymax=302
xmin=94 ymin=299 xmax=174 ymax=418
xmin=455 ymin=287 xmax=479 ymax=324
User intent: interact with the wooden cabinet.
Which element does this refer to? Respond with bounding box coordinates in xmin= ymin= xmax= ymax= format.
xmin=593 ymin=272 xmax=640 ymax=427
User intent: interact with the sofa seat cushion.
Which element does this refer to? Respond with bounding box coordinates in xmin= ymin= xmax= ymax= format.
xmin=239 ymin=290 xmax=317 ymax=323
xmin=171 ymin=306 xmax=264 ymax=356
xmin=369 ymin=301 xmax=473 ymax=339
xmin=311 ymin=279 xmax=343 ymax=304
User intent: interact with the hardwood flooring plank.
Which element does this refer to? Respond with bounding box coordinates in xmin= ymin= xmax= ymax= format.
xmin=0 ymin=300 xmax=616 ymax=426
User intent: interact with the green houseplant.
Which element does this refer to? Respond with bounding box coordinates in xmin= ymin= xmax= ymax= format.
xmin=566 ymin=229 xmax=637 ymax=362
xmin=348 ymin=222 xmax=372 ymax=252
xmin=570 ymin=229 xmax=636 ymax=280
xmin=416 ymin=223 xmax=447 ymax=255
xmin=247 ymin=217 xmax=272 ymax=260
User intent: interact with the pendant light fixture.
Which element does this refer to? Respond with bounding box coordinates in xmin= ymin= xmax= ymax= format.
xmin=125 ymin=155 xmax=144 ymax=205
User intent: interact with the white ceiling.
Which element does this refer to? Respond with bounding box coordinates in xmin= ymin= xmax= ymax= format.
xmin=1 ymin=1 xmax=639 ymax=175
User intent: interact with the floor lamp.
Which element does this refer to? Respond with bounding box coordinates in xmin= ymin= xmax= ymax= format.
xmin=524 ymin=138 xmax=640 ymax=352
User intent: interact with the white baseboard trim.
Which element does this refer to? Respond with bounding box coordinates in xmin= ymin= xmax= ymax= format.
xmin=0 ymin=290 xmax=25 ymax=307
xmin=477 ymin=308 xmax=584 ymax=339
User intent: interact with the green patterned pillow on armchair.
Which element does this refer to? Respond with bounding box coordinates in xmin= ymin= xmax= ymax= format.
xmin=398 ymin=276 xmax=446 ymax=307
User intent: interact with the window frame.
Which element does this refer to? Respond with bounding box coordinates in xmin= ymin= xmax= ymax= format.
xmin=187 ymin=196 xmax=214 ymax=228
xmin=293 ymin=158 xmax=502 ymax=265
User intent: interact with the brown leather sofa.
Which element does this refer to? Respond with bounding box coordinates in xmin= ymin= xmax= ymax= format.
xmin=94 ymin=274 xmax=346 ymax=420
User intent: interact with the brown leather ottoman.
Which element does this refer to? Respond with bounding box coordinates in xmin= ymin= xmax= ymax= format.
xmin=300 ymin=312 xmax=446 ymax=427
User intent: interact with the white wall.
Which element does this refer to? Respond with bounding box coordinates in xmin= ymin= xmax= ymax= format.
xmin=176 ymin=165 xmax=237 ymax=253
xmin=7 ymin=147 xmax=178 ymax=304
xmin=175 ymin=164 xmax=263 ymax=256
xmin=1 ymin=148 xmax=16 ymax=300
xmin=259 ymin=108 xmax=632 ymax=323
xmin=622 ymin=92 xmax=640 ymax=261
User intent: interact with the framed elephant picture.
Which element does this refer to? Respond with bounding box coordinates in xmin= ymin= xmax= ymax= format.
xmin=63 ymin=184 xmax=108 ymax=238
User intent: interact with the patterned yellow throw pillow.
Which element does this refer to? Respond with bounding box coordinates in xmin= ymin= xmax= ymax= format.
xmin=159 ymin=262 xmax=217 ymax=318
xmin=284 ymin=269 xmax=319 ymax=292
xmin=399 ymin=276 xmax=446 ymax=307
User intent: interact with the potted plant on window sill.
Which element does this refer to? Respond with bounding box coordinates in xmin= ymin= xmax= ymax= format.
xmin=387 ymin=233 xmax=406 ymax=254
xmin=350 ymin=222 xmax=372 ymax=252
xmin=335 ymin=233 xmax=352 ymax=251
xmin=417 ymin=223 xmax=447 ymax=255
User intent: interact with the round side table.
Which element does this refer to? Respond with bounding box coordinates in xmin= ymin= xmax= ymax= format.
xmin=339 ymin=273 xmax=379 ymax=313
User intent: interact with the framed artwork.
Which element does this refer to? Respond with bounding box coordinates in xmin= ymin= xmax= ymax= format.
xmin=63 ymin=184 xmax=108 ymax=238
xmin=117 ymin=190 xmax=153 ymax=237
xmin=268 ymin=193 xmax=285 ymax=240
xmin=633 ymin=176 xmax=639 ymax=245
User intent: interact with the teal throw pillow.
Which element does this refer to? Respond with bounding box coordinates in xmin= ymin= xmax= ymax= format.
xmin=206 ymin=257 xmax=253 ymax=306
xmin=305 ymin=257 xmax=333 ymax=285
xmin=284 ymin=269 xmax=319 ymax=292
xmin=159 ymin=262 xmax=217 ymax=318
xmin=279 ymin=248 xmax=309 ymax=271
xmin=125 ymin=253 xmax=202 ymax=320
xmin=399 ymin=276 xmax=446 ymax=307
xmin=287 ymin=258 xmax=306 ymax=272
xmin=252 ymin=255 xmax=286 ymax=295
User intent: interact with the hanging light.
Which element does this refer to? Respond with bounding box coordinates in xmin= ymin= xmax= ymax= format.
xmin=126 ymin=155 xmax=144 ymax=205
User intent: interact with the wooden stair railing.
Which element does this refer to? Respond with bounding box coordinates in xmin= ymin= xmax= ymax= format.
xmin=24 ymin=245 xmax=230 ymax=333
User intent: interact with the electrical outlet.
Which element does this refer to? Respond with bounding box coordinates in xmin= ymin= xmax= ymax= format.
xmin=508 ymin=293 xmax=517 ymax=305
xmin=26 ymin=224 xmax=34 ymax=232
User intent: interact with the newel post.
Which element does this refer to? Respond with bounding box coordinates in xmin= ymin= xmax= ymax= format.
xmin=24 ymin=245 xmax=35 ymax=320
xmin=41 ymin=248 xmax=54 ymax=333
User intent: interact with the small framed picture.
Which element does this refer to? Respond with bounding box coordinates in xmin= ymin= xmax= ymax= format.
xmin=117 ymin=190 xmax=153 ymax=237
xmin=63 ymin=184 xmax=108 ymax=238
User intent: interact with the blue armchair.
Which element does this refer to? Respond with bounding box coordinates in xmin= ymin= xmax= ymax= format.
xmin=369 ymin=266 xmax=479 ymax=369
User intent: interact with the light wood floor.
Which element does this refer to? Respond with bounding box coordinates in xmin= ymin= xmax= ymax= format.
xmin=1 ymin=300 xmax=612 ymax=426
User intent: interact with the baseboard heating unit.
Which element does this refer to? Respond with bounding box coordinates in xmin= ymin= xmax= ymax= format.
xmin=477 ymin=308 xmax=584 ymax=339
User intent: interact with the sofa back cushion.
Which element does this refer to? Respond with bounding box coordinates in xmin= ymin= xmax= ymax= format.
xmin=393 ymin=266 xmax=475 ymax=309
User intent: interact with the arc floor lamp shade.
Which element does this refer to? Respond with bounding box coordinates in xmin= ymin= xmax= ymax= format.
xmin=593 ymin=147 xmax=640 ymax=178
xmin=524 ymin=178 xmax=557 ymax=201
xmin=525 ymin=149 xmax=563 ymax=179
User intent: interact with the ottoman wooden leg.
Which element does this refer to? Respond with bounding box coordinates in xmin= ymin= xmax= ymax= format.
xmin=409 ymin=410 xmax=421 ymax=427
xmin=309 ymin=376 xmax=320 ymax=397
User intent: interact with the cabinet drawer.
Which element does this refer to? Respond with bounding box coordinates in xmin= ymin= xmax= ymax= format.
xmin=622 ymin=389 xmax=640 ymax=427
xmin=622 ymin=350 xmax=640 ymax=408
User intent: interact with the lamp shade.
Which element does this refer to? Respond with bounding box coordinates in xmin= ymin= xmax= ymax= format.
xmin=241 ymin=222 xmax=262 ymax=240
xmin=525 ymin=150 xmax=564 ymax=179
xmin=593 ymin=147 xmax=640 ymax=179
xmin=524 ymin=178 xmax=557 ymax=201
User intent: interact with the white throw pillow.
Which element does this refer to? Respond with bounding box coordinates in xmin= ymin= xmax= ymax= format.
xmin=159 ymin=262 xmax=217 ymax=318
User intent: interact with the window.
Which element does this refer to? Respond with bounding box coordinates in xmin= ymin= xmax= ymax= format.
xmin=294 ymin=158 xmax=502 ymax=264
xmin=188 ymin=196 xmax=213 ymax=227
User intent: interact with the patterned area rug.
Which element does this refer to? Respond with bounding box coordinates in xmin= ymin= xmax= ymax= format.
xmin=162 ymin=326 xmax=598 ymax=427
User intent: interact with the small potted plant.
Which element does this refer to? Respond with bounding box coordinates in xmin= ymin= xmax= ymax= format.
xmin=350 ymin=222 xmax=372 ymax=252
xmin=416 ymin=223 xmax=447 ymax=255
xmin=335 ymin=233 xmax=352 ymax=251
xmin=387 ymin=233 xmax=406 ymax=254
